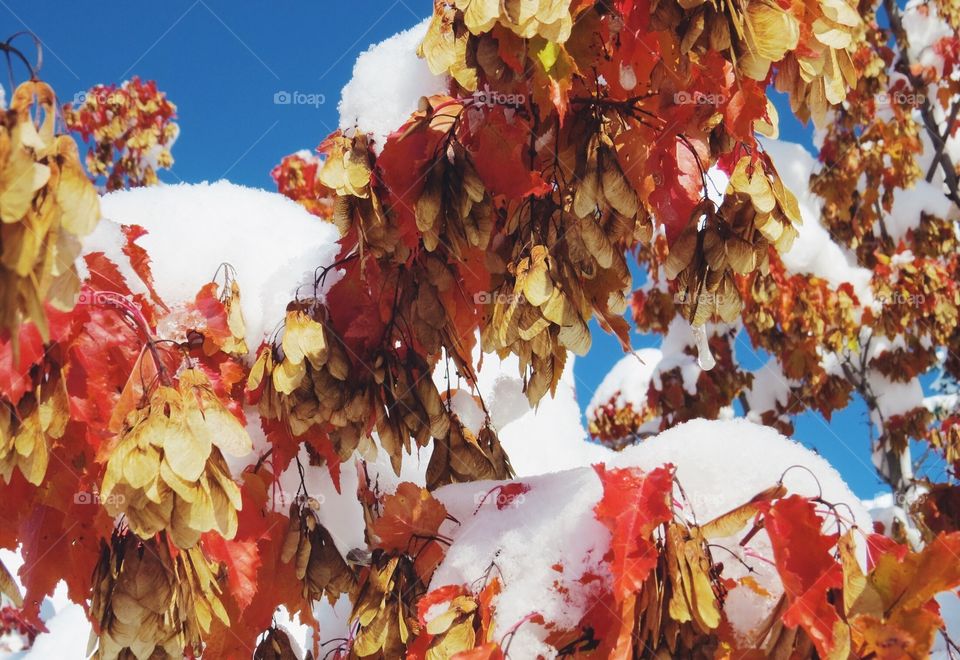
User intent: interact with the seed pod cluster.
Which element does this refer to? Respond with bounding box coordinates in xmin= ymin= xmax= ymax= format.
xmin=280 ymin=497 xmax=355 ymax=604
xmin=629 ymin=522 xmax=723 ymax=656
xmin=419 ymin=0 xmax=576 ymax=91
xmin=0 ymin=81 xmax=100 ymax=341
xmin=0 ymin=377 xmax=68 ymax=485
xmin=100 ymin=369 xmax=252 ymax=549
xmin=89 ymin=533 xmax=228 ymax=660
xmin=350 ymin=551 xmax=422 ymax=658
xmin=416 ymin=143 xmax=495 ymax=258
xmin=321 ymin=132 xmax=408 ymax=262
xmin=426 ymin=419 xmax=513 ymax=490
xmin=666 ymin=155 xmax=801 ymax=325
xmin=249 ymin=303 xmax=474 ymax=475
xmin=653 ymin=0 xmax=859 ymax=125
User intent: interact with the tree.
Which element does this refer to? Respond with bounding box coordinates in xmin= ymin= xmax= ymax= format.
xmin=595 ymin=0 xmax=960 ymax=535
xmin=0 ymin=0 xmax=959 ymax=657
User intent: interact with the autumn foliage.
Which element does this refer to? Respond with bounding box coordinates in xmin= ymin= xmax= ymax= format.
xmin=1 ymin=0 xmax=959 ymax=657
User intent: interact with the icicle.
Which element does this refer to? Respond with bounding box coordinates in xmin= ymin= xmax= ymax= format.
xmin=693 ymin=325 xmax=716 ymax=371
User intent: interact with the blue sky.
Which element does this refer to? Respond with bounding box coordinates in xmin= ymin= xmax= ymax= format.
xmin=1 ymin=0 xmax=890 ymax=497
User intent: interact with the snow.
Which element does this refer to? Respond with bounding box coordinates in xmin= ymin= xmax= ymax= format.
xmin=337 ymin=18 xmax=448 ymax=152
xmin=761 ymin=138 xmax=874 ymax=298
xmin=432 ymin=469 xmax=610 ymax=658
xmin=585 ymin=348 xmax=662 ymax=418
xmin=869 ymin=371 xmax=925 ymax=419
xmin=15 ymin=604 xmax=88 ymax=660
xmin=651 ymin=319 xmax=723 ymax=396
xmin=433 ymin=345 xmax=612 ymax=476
xmin=902 ymin=0 xmax=954 ymax=68
xmin=888 ymin=178 xmax=957 ymax=240
xmin=0 ymin=549 xmax=89 ymax=660
xmin=429 ymin=418 xmax=872 ymax=658
xmin=744 ymin=359 xmax=792 ymax=417
xmin=89 ymin=181 xmax=342 ymax=352
xmin=496 ymin=356 xmax=612 ymax=475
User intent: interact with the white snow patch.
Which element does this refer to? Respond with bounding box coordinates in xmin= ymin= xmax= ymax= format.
xmin=89 ymin=181 xmax=342 ymax=352
xmin=744 ymin=359 xmax=792 ymax=416
xmin=586 ymin=348 xmax=662 ymax=418
xmin=762 ymin=139 xmax=873 ymax=299
xmin=338 ymin=18 xmax=448 ymax=152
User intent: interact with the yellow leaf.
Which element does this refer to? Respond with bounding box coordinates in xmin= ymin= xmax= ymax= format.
xmin=55 ymin=139 xmax=100 ymax=235
xmin=730 ymin=156 xmax=776 ymax=214
xmin=282 ymin=310 xmax=328 ymax=369
xmin=457 ymin=0 xmax=500 ymax=34
xmin=518 ymin=245 xmax=554 ymax=307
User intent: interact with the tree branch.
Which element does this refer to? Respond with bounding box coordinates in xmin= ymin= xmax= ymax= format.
xmin=882 ymin=0 xmax=960 ymax=208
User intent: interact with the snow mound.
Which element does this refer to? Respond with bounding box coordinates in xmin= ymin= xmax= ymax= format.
xmin=338 ymin=18 xmax=448 ymax=152
xmin=88 ymin=180 xmax=342 ymax=351
xmin=586 ymin=348 xmax=662 ymax=419
xmin=431 ymin=418 xmax=872 ymax=658
xmin=610 ymin=419 xmax=871 ymax=528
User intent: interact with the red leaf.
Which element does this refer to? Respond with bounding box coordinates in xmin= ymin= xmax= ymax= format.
xmin=120 ymin=224 xmax=167 ymax=310
xmin=0 ymin=324 xmax=45 ymax=404
xmin=260 ymin=420 xmax=340 ymax=491
xmin=722 ymin=79 xmax=767 ymax=141
xmin=202 ymin=534 xmax=261 ymax=610
xmin=83 ymin=251 xmax=132 ymax=296
xmin=374 ymin=482 xmax=447 ymax=551
xmin=303 ymin=427 xmax=342 ymax=494
xmin=765 ymin=495 xmax=844 ymax=658
xmin=460 ymin=107 xmax=551 ymax=199
xmin=188 ymin=282 xmax=232 ymax=349
xmin=452 ymin=643 xmax=505 ymax=660
xmin=866 ymin=532 xmax=909 ymax=571
xmin=17 ymin=503 xmax=103 ymax=624
xmin=615 ymin=128 xmax=702 ymax=243
xmin=373 ymin=482 xmax=448 ymax=580
xmin=647 ymin=140 xmax=703 ymax=243
xmin=592 ymin=464 xmax=675 ymax=602
xmin=495 ymin=483 xmax=530 ymax=510
xmin=377 ymin=114 xmax=448 ymax=242
xmin=416 ymin=584 xmax=468 ymax=625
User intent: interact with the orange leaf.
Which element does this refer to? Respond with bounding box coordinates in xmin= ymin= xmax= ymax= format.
xmin=765 ymin=495 xmax=845 ymax=658
xmin=452 ymin=642 xmax=505 ymax=660
xmin=373 ymin=482 xmax=448 ymax=552
xmin=120 ymin=224 xmax=167 ymax=310
xmin=460 ymin=106 xmax=551 ymax=199
xmin=592 ymin=464 xmax=674 ymax=602
xmin=202 ymin=534 xmax=261 ymax=610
